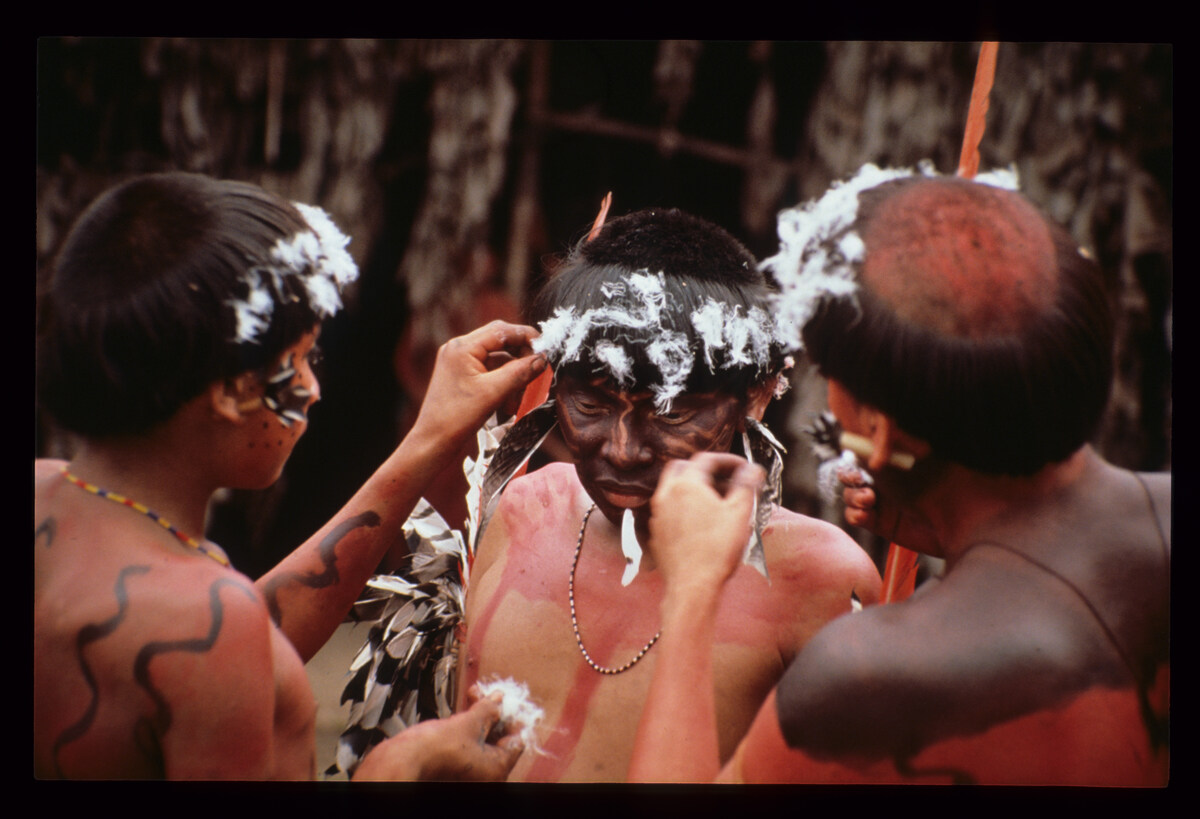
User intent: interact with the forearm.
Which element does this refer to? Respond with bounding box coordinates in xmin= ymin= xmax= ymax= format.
xmin=628 ymin=583 xmax=724 ymax=782
xmin=257 ymin=427 xmax=460 ymax=660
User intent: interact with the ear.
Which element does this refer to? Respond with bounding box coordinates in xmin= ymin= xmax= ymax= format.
xmin=865 ymin=410 xmax=932 ymax=472
xmin=209 ymin=375 xmax=260 ymax=424
xmin=743 ymin=377 xmax=778 ymax=423
xmin=865 ymin=411 xmax=896 ymax=473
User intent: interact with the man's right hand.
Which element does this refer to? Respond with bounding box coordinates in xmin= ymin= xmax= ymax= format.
xmin=649 ymin=452 xmax=764 ymax=597
xmin=351 ymin=693 xmax=524 ymax=782
xmin=411 ymin=320 xmax=547 ymax=451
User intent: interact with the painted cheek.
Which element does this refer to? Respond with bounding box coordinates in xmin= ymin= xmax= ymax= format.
xmin=826 ymin=381 xmax=862 ymax=435
xmin=558 ymin=407 xmax=608 ymax=460
xmin=656 ymin=410 xmax=739 ymax=460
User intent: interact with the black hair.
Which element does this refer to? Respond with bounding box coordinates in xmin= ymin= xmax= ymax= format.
xmin=37 ymin=172 xmax=329 ymax=438
xmin=802 ymin=178 xmax=1115 ymax=475
xmin=529 ymin=208 xmax=786 ymax=399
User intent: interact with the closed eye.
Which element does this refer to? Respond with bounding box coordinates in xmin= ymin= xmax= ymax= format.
xmin=570 ymin=395 xmax=607 ymax=415
xmin=656 ymin=409 xmax=698 ymax=426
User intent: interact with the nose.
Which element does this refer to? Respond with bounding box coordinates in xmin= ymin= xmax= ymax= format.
xmin=601 ymin=410 xmax=653 ymax=469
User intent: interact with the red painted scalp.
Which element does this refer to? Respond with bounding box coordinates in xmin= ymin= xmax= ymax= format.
xmin=859 ymin=178 xmax=1059 ymax=339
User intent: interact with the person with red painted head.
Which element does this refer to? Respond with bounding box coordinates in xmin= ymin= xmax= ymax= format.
xmin=456 ymin=208 xmax=881 ymax=781
xmin=629 ymin=167 xmax=1170 ymax=785
xmin=34 ymin=172 xmax=546 ymax=780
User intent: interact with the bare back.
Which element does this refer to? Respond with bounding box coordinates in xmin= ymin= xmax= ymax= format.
xmin=34 ymin=460 xmax=317 ymax=780
xmin=458 ymin=462 xmax=880 ymax=781
xmin=752 ymin=456 xmax=1170 ymax=785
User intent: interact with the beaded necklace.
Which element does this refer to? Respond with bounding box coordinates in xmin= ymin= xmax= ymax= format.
xmin=568 ymin=504 xmax=660 ymax=674
xmin=59 ymin=466 xmax=230 ymax=567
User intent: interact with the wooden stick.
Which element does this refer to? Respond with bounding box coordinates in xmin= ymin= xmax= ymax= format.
xmin=880 ymin=41 xmax=1000 ymax=606
xmin=956 ymin=42 xmax=999 ymax=179
xmin=838 ymin=432 xmax=916 ymax=471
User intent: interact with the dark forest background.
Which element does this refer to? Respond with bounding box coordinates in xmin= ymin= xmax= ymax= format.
xmin=36 ymin=40 xmax=1172 ymax=578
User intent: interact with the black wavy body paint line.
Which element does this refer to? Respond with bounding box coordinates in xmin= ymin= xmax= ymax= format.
xmin=131 ymin=577 xmax=259 ymax=773
xmin=261 ymin=511 xmax=381 ymax=625
xmin=36 ymin=517 xmax=56 ymax=548
xmin=52 ymin=564 xmax=151 ymax=778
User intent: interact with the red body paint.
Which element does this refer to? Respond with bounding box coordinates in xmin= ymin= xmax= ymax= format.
xmin=461 ymin=462 xmax=878 ymax=781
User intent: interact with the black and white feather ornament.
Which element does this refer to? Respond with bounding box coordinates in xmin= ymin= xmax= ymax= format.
xmin=326 ymin=410 xmax=553 ymax=778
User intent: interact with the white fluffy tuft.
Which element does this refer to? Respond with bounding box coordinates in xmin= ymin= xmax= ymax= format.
xmin=475 ymin=675 xmax=546 ymax=755
xmin=226 ymin=202 xmax=360 ymax=344
xmin=762 ymin=161 xmax=1022 ymax=352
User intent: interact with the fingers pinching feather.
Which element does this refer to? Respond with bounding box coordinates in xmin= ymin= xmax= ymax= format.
xmin=460 ymin=320 xmax=539 ymax=360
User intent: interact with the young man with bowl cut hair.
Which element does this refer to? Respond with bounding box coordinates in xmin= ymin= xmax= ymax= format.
xmin=35 ymin=172 xmax=547 ymax=780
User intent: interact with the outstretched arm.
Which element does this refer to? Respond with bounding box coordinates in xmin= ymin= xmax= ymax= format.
xmin=257 ymin=321 xmax=547 ymax=661
xmin=627 ymin=453 xmax=762 ymax=782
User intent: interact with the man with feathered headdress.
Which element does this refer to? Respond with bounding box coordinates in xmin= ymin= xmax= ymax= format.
xmin=455 ymin=206 xmax=881 ymax=781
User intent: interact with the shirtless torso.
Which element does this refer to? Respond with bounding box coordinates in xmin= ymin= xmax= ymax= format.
xmin=726 ymin=454 xmax=1170 ymax=785
xmin=458 ymin=461 xmax=881 ymax=781
xmin=34 ymin=460 xmax=317 ymax=780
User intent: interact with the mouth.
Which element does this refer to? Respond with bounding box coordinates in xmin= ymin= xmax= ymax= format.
xmin=592 ymin=479 xmax=654 ymax=509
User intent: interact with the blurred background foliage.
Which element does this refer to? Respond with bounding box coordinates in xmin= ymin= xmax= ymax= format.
xmin=36 ymin=39 xmax=1171 ymax=577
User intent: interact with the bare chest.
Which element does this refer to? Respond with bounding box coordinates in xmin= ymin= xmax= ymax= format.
xmin=465 ymin=524 xmax=784 ymax=781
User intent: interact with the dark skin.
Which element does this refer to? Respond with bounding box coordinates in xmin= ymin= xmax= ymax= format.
xmin=554 ymin=372 xmax=745 ymax=545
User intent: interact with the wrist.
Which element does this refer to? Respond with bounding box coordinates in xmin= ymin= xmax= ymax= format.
xmin=390 ymin=420 xmax=463 ymax=484
xmin=407 ymin=412 xmax=468 ymax=459
xmin=662 ymin=579 xmax=723 ymax=625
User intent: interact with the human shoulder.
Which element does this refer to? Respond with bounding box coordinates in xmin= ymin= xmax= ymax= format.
xmin=771 ymin=604 xmax=914 ymax=758
xmin=762 ymin=506 xmax=881 ymax=603
xmin=1134 ymin=469 xmax=1170 ymax=534
xmin=505 ymin=460 xmax=579 ymax=497
xmin=35 ymin=457 xmax=68 ymax=485
xmin=473 ymin=461 xmax=581 ymax=576
xmin=34 ymin=458 xmax=69 ymax=512
xmin=124 ymin=560 xmax=269 ymax=641
xmin=764 ymin=505 xmax=862 ymax=556
xmin=121 ymin=565 xmax=277 ymax=706
xmin=145 ymin=570 xmax=283 ymax=779
xmin=491 ymin=461 xmax=582 ymax=525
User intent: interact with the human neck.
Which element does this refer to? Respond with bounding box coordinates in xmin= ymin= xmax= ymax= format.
xmin=912 ymin=447 xmax=1094 ymax=568
xmin=67 ymin=428 xmax=220 ymax=540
